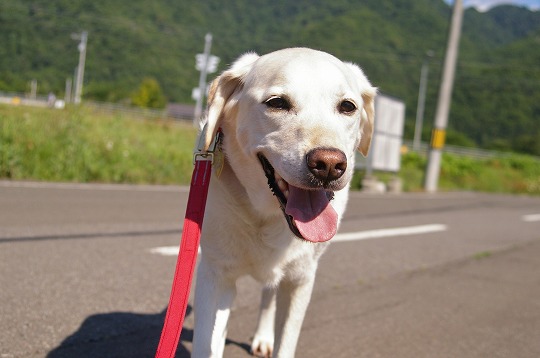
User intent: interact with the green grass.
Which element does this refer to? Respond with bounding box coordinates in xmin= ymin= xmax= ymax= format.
xmin=2 ymin=104 xmax=540 ymax=195
xmin=0 ymin=104 xmax=198 ymax=184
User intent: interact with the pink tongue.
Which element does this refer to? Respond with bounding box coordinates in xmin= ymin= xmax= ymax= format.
xmin=284 ymin=185 xmax=338 ymax=243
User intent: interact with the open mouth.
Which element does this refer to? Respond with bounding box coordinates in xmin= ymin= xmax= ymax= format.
xmin=257 ymin=154 xmax=338 ymax=243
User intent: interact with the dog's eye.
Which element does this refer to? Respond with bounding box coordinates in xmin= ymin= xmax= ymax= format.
xmin=339 ymin=100 xmax=357 ymax=114
xmin=265 ymin=96 xmax=291 ymax=111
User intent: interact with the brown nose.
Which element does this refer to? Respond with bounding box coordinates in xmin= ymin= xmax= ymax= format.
xmin=306 ymin=148 xmax=347 ymax=182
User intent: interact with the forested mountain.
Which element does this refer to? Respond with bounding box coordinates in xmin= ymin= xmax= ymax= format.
xmin=1 ymin=0 xmax=539 ymax=153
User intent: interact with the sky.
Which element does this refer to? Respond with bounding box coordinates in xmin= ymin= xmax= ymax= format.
xmin=445 ymin=0 xmax=540 ymax=11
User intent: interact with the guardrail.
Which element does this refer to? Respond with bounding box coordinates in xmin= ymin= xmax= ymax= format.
xmin=356 ymin=140 xmax=539 ymax=171
xmin=84 ymin=101 xmax=168 ymax=119
xmin=0 ymin=92 xmax=50 ymax=108
xmin=85 ymin=101 xmax=195 ymax=121
xmin=0 ymin=91 xmax=195 ymax=121
xmin=402 ymin=140 xmax=508 ymax=160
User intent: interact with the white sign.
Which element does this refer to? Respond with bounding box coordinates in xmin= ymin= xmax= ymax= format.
xmin=192 ymin=88 xmax=201 ymax=101
xmin=195 ymin=54 xmax=220 ymax=74
xmin=355 ymin=94 xmax=406 ymax=172
xmin=370 ymin=94 xmax=406 ymax=172
xmin=192 ymin=83 xmax=212 ymax=101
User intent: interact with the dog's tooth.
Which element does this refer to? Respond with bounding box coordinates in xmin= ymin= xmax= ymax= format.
xmin=284 ymin=189 xmax=289 ymax=199
xmin=277 ymin=179 xmax=288 ymax=193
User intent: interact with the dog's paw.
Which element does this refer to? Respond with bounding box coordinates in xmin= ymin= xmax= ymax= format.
xmin=251 ymin=335 xmax=274 ymax=358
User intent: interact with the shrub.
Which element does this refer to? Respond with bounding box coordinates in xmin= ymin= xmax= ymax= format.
xmin=131 ymin=77 xmax=167 ymax=109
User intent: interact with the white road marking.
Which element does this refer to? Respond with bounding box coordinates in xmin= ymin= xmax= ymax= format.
xmin=150 ymin=224 xmax=448 ymax=256
xmin=333 ymin=224 xmax=447 ymax=243
xmin=0 ymin=180 xmax=188 ymax=192
xmin=150 ymin=246 xmax=181 ymax=256
xmin=522 ymin=214 xmax=540 ymax=222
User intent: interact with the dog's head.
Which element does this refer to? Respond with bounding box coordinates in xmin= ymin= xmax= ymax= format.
xmin=200 ymin=48 xmax=376 ymax=243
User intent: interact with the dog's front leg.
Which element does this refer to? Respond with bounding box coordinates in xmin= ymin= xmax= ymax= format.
xmin=273 ymin=277 xmax=315 ymax=358
xmin=251 ymin=286 xmax=277 ymax=357
xmin=192 ymin=257 xmax=236 ymax=358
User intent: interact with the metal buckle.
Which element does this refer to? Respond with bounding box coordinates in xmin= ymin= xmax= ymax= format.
xmin=193 ymin=152 xmax=214 ymax=163
xmin=193 ymin=129 xmax=222 ymax=164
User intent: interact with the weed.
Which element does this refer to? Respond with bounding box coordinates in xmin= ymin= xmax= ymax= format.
xmin=473 ymin=251 xmax=493 ymax=260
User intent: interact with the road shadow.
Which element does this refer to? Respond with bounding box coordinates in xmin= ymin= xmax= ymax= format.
xmin=47 ymin=305 xmax=251 ymax=357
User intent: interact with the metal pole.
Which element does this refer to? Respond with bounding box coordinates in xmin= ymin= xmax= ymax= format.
xmin=72 ymin=67 xmax=78 ymax=101
xmin=74 ymin=31 xmax=87 ymax=105
xmin=193 ymin=33 xmax=213 ymax=126
xmin=65 ymin=78 xmax=72 ymax=104
xmin=413 ymin=51 xmax=433 ymax=152
xmin=424 ymin=0 xmax=464 ymax=192
xmin=30 ymin=79 xmax=37 ymax=99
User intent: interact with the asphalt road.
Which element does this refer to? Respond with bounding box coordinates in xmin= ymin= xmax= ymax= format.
xmin=1 ymin=181 xmax=539 ymax=358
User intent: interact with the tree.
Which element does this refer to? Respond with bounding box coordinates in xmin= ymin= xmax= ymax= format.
xmin=131 ymin=77 xmax=167 ymax=109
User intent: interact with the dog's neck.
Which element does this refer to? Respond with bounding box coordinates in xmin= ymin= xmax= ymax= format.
xmin=210 ymin=129 xmax=285 ymax=224
xmin=212 ymin=156 xmax=249 ymax=203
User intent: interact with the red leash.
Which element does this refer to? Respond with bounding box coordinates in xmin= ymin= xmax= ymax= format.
xmin=154 ymin=130 xmax=221 ymax=358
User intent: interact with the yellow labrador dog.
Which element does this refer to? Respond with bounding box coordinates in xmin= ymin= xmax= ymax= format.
xmin=193 ymin=48 xmax=376 ymax=357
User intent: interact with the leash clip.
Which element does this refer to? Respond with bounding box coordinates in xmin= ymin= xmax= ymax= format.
xmin=193 ymin=128 xmax=222 ymax=164
xmin=193 ymin=152 xmax=214 ymax=164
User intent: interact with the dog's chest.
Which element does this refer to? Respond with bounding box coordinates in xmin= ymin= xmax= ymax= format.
xmin=242 ymin=231 xmax=320 ymax=286
xmin=203 ymin=169 xmax=327 ymax=285
xmin=203 ymin=211 xmax=320 ymax=286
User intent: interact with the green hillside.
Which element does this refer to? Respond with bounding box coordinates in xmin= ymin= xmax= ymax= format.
xmin=1 ymin=0 xmax=539 ymax=154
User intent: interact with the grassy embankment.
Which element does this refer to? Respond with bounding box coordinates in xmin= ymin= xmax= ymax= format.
xmin=0 ymin=104 xmax=197 ymax=184
xmin=1 ymin=104 xmax=539 ymax=195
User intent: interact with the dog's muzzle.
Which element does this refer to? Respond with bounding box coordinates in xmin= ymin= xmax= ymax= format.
xmin=258 ymin=153 xmax=305 ymax=239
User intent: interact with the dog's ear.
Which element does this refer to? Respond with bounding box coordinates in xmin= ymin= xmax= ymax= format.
xmin=359 ymin=89 xmax=376 ymax=157
xmin=200 ymin=52 xmax=259 ymax=152
xmin=344 ymin=63 xmax=377 ymax=157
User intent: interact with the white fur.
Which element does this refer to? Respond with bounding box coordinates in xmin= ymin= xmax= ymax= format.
xmin=192 ymin=48 xmax=376 ymax=358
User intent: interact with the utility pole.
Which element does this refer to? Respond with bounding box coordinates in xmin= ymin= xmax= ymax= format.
xmin=30 ymin=79 xmax=37 ymax=99
xmin=65 ymin=78 xmax=72 ymax=104
xmin=424 ymin=0 xmax=464 ymax=192
xmin=413 ymin=50 xmax=433 ymax=152
xmin=193 ymin=33 xmax=214 ymax=125
xmin=72 ymin=67 xmax=78 ymax=101
xmin=72 ymin=31 xmax=88 ymax=105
